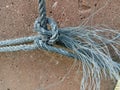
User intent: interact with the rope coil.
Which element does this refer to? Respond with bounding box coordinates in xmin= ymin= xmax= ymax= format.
xmin=34 ymin=17 xmax=59 ymax=45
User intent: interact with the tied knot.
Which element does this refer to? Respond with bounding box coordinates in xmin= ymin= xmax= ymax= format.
xmin=34 ymin=17 xmax=59 ymax=45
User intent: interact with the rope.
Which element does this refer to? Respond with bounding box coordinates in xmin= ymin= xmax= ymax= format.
xmin=0 ymin=0 xmax=120 ymax=90
xmin=38 ymin=0 xmax=48 ymax=42
xmin=39 ymin=0 xmax=47 ymax=28
xmin=0 ymin=0 xmax=59 ymax=52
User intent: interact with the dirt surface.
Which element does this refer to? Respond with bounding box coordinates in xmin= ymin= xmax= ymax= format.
xmin=0 ymin=0 xmax=120 ymax=90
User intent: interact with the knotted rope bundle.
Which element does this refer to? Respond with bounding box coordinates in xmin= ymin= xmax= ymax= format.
xmin=0 ymin=0 xmax=120 ymax=90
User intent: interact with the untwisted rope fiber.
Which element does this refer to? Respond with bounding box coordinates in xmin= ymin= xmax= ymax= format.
xmin=0 ymin=0 xmax=120 ymax=90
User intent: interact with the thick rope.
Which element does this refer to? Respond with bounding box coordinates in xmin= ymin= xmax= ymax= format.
xmin=38 ymin=0 xmax=47 ymax=28
xmin=0 ymin=0 xmax=120 ymax=90
xmin=38 ymin=0 xmax=48 ymax=42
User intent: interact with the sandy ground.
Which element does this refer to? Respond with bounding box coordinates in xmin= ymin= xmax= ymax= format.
xmin=0 ymin=0 xmax=120 ymax=90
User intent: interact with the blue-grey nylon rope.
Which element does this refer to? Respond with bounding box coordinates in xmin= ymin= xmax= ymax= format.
xmin=38 ymin=0 xmax=48 ymax=42
xmin=39 ymin=0 xmax=47 ymax=28
xmin=0 ymin=0 xmax=120 ymax=90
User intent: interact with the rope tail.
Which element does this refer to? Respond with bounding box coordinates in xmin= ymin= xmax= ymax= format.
xmin=58 ymin=26 xmax=120 ymax=90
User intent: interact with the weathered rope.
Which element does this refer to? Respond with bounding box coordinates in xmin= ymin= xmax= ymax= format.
xmin=38 ymin=0 xmax=47 ymax=28
xmin=38 ymin=0 xmax=48 ymax=42
xmin=0 ymin=0 xmax=120 ymax=90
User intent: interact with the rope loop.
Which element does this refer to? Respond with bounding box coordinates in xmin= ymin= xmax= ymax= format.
xmin=34 ymin=17 xmax=59 ymax=45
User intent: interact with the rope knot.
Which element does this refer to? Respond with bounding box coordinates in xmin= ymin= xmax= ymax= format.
xmin=34 ymin=17 xmax=59 ymax=45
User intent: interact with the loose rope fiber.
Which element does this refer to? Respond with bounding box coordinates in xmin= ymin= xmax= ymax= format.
xmin=115 ymin=80 xmax=120 ymax=90
xmin=0 ymin=0 xmax=120 ymax=90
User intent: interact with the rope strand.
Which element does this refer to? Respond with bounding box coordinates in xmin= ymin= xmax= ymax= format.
xmin=38 ymin=0 xmax=47 ymax=28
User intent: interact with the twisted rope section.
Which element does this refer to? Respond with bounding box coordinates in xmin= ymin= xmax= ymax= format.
xmin=38 ymin=0 xmax=47 ymax=28
xmin=37 ymin=0 xmax=48 ymax=42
